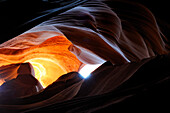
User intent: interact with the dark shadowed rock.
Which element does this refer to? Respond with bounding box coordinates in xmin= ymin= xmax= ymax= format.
xmin=0 ymin=63 xmax=43 ymax=104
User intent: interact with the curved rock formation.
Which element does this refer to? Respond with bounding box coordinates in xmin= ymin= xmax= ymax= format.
xmin=0 ymin=31 xmax=82 ymax=87
xmin=0 ymin=0 xmax=169 ymax=112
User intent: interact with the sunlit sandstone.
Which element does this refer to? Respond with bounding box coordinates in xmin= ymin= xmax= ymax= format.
xmin=0 ymin=31 xmax=82 ymax=87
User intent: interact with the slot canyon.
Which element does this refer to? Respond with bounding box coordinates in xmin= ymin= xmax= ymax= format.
xmin=0 ymin=0 xmax=169 ymax=112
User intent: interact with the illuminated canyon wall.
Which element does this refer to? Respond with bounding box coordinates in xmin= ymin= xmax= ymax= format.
xmin=0 ymin=0 xmax=169 ymax=112
xmin=0 ymin=31 xmax=82 ymax=87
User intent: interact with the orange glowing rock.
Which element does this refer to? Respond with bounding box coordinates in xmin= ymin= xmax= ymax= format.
xmin=0 ymin=31 xmax=82 ymax=88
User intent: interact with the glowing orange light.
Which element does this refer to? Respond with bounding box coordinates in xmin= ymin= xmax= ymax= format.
xmin=25 ymin=58 xmax=67 ymax=88
xmin=0 ymin=31 xmax=82 ymax=88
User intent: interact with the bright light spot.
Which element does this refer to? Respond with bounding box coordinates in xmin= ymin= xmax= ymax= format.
xmin=79 ymin=63 xmax=103 ymax=78
xmin=28 ymin=61 xmax=46 ymax=87
xmin=25 ymin=57 xmax=67 ymax=88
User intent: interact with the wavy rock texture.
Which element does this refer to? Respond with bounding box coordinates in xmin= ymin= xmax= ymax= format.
xmin=0 ymin=31 xmax=82 ymax=87
xmin=0 ymin=0 xmax=169 ymax=112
